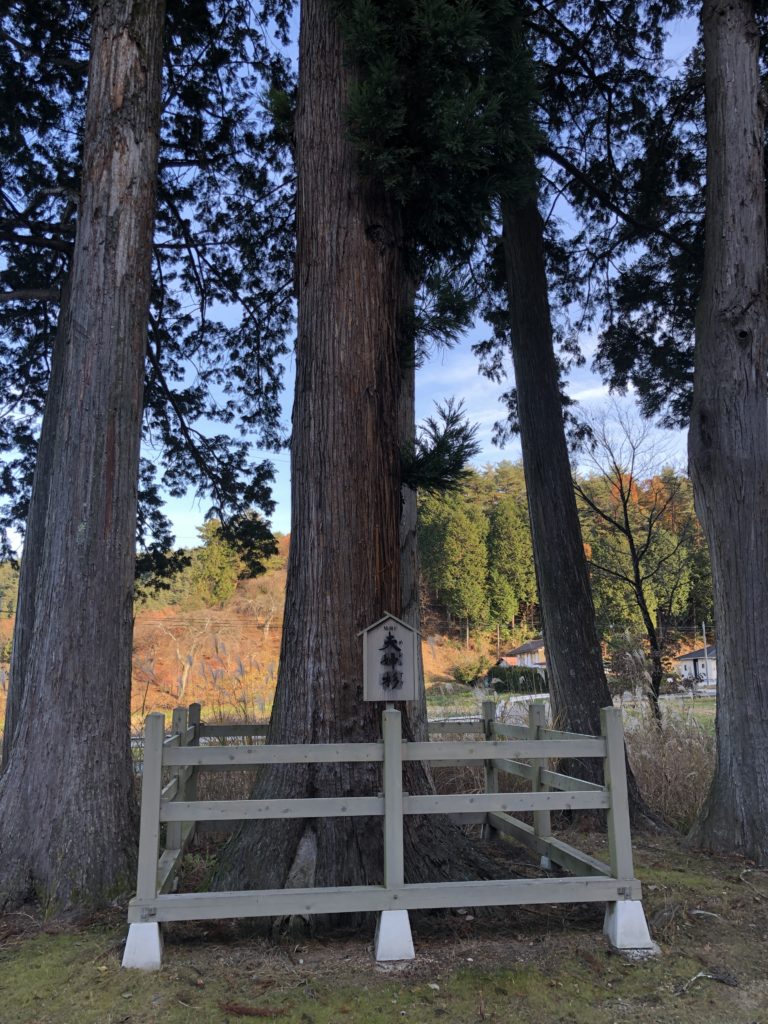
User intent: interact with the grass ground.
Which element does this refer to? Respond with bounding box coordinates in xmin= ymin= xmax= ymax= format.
xmin=1 ymin=832 xmax=766 ymax=1024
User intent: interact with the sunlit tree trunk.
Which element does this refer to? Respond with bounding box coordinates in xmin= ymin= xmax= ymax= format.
xmin=0 ymin=0 xmax=165 ymax=908
xmin=688 ymin=0 xmax=768 ymax=864
xmin=215 ymin=0 xmax=493 ymax=895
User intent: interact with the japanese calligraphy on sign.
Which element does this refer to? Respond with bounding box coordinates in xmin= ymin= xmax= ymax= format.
xmin=360 ymin=613 xmax=417 ymax=701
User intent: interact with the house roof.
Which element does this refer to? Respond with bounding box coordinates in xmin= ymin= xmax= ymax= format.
xmin=503 ymin=638 xmax=546 ymax=657
xmin=674 ymin=645 xmax=716 ymax=662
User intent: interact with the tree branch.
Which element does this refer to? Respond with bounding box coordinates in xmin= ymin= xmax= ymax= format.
xmin=0 ymin=230 xmax=73 ymax=255
xmin=541 ymin=144 xmax=695 ymax=256
xmin=0 ymin=288 xmax=60 ymax=304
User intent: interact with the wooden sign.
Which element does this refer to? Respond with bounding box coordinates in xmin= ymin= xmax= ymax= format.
xmin=360 ymin=613 xmax=418 ymax=702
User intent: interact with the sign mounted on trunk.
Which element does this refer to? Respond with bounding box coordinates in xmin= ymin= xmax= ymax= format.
xmin=359 ymin=613 xmax=418 ymax=702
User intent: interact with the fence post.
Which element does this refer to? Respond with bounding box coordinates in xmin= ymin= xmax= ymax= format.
xmin=186 ymin=703 xmax=201 ymax=821
xmin=481 ymin=699 xmax=498 ymax=839
xmin=375 ymin=707 xmax=414 ymax=962
xmin=529 ymin=703 xmax=551 ymax=856
xmin=167 ymin=707 xmax=188 ymax=852
xmin=123 ymin=712 xmax=165 ymax=969
xmin=600 ymin=706 xmax=656 ymax=953
xmin=601 ymin=707 xmax=634 ymax=881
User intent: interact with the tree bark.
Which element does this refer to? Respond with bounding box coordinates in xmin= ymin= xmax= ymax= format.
xmin=214 ymin=0 xmax=495 ymax=898
xmin=0 ymin=0 xmax=165 ymax=908
xmin=688 ymin=0 xmax=768 ymax=864
xmin=501 ymin=194 xmax=650 ymax=816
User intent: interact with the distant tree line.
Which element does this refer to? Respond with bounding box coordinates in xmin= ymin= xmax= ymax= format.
xmin=418 ymin=437 xmax=713 ymax=677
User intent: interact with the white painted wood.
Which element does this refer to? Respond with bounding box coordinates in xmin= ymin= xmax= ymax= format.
xmin=161 ymin=796 xmax=385 ymax=821
xmin=491 ymin=758 xmax=536 ymax=780
xmin=603 ymin=901 xmax=658 ymax=953
xmin=403 ymin=791 xmax=609 ymax=815
xmin=163 ymin=742 xmax=384 ymax=766
xmin=122 ymin=922 xmax=163 ymax=970
xmin=540 ymin=726 xmax=601 ymax=743
xmin=382 ymin=709 xmax=404 ymax=888
xmin=374 ymin=910 xmax=415 ymax=961
xmin=136 ymin=714 xmax=164 ymax=901
xmin=404 ymin=739 xmax=606 ymax=761
xmin=482 ymin=700 xmax=499 ymax=840
xmin=362 ymin=614 xmax=418 ymax=701
xmin=167 ymin=708 xmax=187 ymax=851
xmin=490 ymin=721 xmax=530 ymax=739
xmin=601 ymin=707 xmax=635 ymax=880
xmin=197 ymin=724 xmax=268 ymax=738
xmin=128 ymin=875 xmax=637 ymax=923
xmin=185 ymin=704 xmax=201 ymax=825
xmin=427 ymin=720 xmax=484 ymax=735
xmin=161 ymin=777 xmax=179 ymax=802
xmin=539 ymin=769 xmax=605 ymax=793
xmin=487 ymin=812 xmax=616 ymax=881
xmin=529 ymin=703 xmax=551 ymax=840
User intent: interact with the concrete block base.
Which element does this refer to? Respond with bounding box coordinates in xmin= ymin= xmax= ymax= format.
xmin=603 ymin=901 xmax=659 ymax=956
xmin=374 ymin=910 xmax=415 ymax=962
xmin=539 ymin=855 xmax=553 ymax=870
xmin=122 ymin=922 xmax=163 ymax=970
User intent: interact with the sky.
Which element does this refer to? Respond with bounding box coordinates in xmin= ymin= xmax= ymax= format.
xmin=162 ymin=14 xmax=699 ymax=548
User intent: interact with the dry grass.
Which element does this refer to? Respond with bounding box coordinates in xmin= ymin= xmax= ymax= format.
xmin=624 ymin=705 xmax=715 ymax=831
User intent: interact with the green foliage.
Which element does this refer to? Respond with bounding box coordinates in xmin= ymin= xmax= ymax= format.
xmin=135 ymin=515 xmax=274 ymax=610
xmin=0 ymin=560 xmax=19 ymax=617
xmin=188 ymin=521 xmax=246 ymax=606
xmin=0 ymin=1 xmax=296 ymax=559
xmin=450 ymin=655 xmax=492 ymax=686
xmin=488 ymin=665 xmax=548 ymax=694
xmin=486 ymin=488 xmax=535 ymax=623
xmin=335 ymin=0 xmax=539 ymax=262
xmin=401 ymin=399 xmax=480 ymax=494
xmin=419 ymin=462 xmax=536 ymax=631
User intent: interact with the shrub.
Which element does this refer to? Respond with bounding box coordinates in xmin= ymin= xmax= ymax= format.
xmin=450 ymin=655 xmax=492 ymax=686
xmin=487 ymin=665 xmax=549 ymax=694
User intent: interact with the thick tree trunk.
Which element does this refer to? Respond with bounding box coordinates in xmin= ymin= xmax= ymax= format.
xmin=0 ymin=0 xmax=165 ymax=908
xmin=215 ymin=0 xmax=495 ymax=897
xmin=688 ymin=0 xmax=768 ymax=864
xmin=3 ymin=277 xmax=71 ymax=769
xmin=501 ymin=195 xmax=650 ymax=816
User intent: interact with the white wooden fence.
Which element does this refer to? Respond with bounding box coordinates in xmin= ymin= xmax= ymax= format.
xmin=123 ymin=701 xmax=655 ymax=968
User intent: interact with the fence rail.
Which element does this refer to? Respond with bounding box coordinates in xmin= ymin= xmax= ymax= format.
xmin=123 ymin=700 xmax=654 ymax=969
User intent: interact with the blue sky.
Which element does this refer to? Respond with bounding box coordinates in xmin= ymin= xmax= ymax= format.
xmin=163 ymin=13 xmax=697 ymax=548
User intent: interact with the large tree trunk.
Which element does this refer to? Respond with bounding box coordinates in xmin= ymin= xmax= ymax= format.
xmin=687 ymin=0 xmax=768 ymax=864
xmin=0 ymin=0 xmax=165 ymax=909
xmin=2 ymin=277 xmax=71 ymax=769
xmin=501 ymin=195 xmax=650 ymax=816
xmin=215 ymin=0 xmax=493 ymax=897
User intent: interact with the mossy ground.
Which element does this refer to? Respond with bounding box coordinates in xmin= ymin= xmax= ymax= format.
xmin=1 ymin=833 xmax=766 ymax=1024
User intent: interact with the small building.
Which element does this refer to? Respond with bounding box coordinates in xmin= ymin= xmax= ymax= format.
xmin=497 ymin=638 xmax=547 ymax=670
xmin=673 ymin=645 xmax=717 ymax=684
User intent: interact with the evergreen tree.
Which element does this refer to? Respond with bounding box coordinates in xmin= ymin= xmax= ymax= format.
xmin=440 ymin=497 xmax=490 ymax=645
xmin=486 ymin=490 xmax=534 ymax=627
xmin=0 ymin=0 xmax=294 ymax=562
xmin=215 ymin=0 xmax=537 ymax=894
